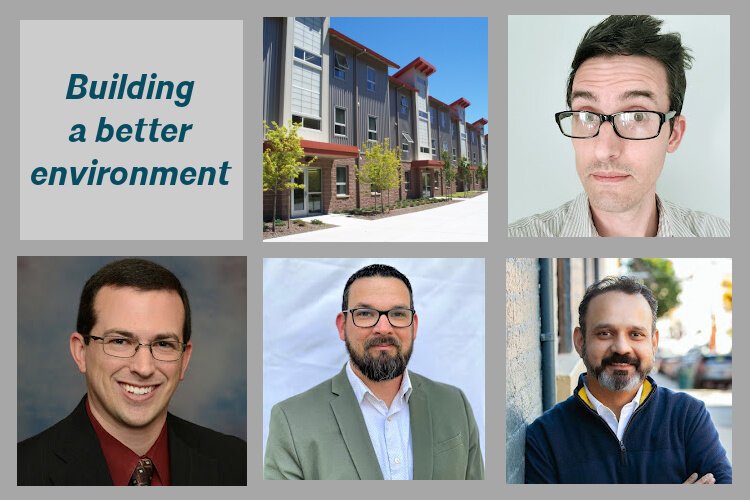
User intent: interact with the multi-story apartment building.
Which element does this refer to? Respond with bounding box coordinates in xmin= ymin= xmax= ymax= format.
xmin=263 ymin=17 xmax=488 ymax=219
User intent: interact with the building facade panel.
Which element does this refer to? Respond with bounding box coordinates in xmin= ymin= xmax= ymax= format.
xmin=355 ymin=56 xmax=389 ymax=149
xmin=329 ymin=38 xmax=355 ymax=146
xmin=263 ymin=17 xmax=284 ymax=125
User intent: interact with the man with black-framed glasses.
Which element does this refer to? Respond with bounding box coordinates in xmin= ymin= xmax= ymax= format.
xmin=18 ymin=258 xmax=246 ymax=485
xmin=264 ymin=264 xmax=484 ymax=480
xmin=509 ymin=15 xmax=729 ymax=237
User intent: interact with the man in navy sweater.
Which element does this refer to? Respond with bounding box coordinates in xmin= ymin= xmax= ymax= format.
xmin=525 ymin=276 xmax=732 ymax=484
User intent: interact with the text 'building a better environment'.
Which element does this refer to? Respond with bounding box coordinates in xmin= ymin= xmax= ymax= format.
xmin=263 ymin=17 xmax=488 ymax=220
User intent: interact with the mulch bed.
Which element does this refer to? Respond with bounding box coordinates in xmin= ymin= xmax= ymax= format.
xmin=345 ymin=199 xmax=459 ymax=220
xmin=262 ymin=221 xmax=336 ymax=240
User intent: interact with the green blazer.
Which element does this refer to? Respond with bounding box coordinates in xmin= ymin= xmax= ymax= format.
xmin=264 ymin=366 xmax=484 ymax=480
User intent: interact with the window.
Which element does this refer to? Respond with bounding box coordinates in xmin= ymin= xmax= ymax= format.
xmin=402 ymin=132 xmax=414 ymax=144
xmin=430 ymin=109 xmax=436 ymax=127
xmin=294 ymin=47 xmax=322 ymax=67
xmin=400 ymin=95 xmax=408 ymax=115
xmin=402 ymin=141 xmax=409 ymax=153
xmin=471 ymin=131 xmax=476 ymax=144
xmin=336 ymin=165 xmax=348 ymax=195
xmin=401 ymin=132 xmax=412 ymax=154
xmin=431 ymin=139 xmax=437 ymax=156
xmin=367 ymin=66 xmax=376 ymax=92
xmin=452 ymin=148 xmax=457 ymax=161
xmin=418 ymin=111 xmax=428 ymax=119
xmin=440 ymin=111 xmax=446 ymax=128
xmin=368 ymin=116 xmax=377 ymax=143
xmin=443 ymin=142 xmax=448 ymax=153
xmin=404 ymin=171 xmax=410 ymax=191
xmin=334 ymin=107 xmax=346 ymax=136
xmin=473 ymin=152 xmax=477 ymax=163
xmin=334 ymin=52 xmax=348 ymax=80
xmin=292 ymin=114 xmax=321 ymax=130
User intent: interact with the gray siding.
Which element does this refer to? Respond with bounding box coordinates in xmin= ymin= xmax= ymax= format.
xmin=394 ymin=89 xmax=414 ymax=161
xmin=355 ymin=55 xmax=389 ymax=149
xmin=469 ymin=128 xmax=481 ymax=165
xmin=263 ymin=17 xmax=284 ymax=125
xmin=329 ymin=39 xmax=355 ymax=146
xmin=429 ymin=105 xmax=439 ymax=159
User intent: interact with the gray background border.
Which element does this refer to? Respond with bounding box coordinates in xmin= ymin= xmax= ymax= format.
xmin=2 ymin=0 xmax=745 ymax=496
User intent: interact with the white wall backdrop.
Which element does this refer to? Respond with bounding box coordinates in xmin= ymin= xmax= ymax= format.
xmin=263 ymin=258 xmax=485 ymax=460
xmin=508 ymin=15 xmax=730 ymax=223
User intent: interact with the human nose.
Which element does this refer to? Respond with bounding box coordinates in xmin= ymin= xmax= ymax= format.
xmin=610 ymin=332 xmax=633 ymax=354
xmin=593 ymin=119 xmax=623 ymax=163
xmin=372 ymin=311 xmax=395 ymax=333
xmin=129 ymin=343 xmax=157 ymax=376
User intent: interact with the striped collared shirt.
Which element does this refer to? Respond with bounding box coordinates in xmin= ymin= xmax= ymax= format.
xmin=508 ymin=192 xmax=730 ymax=237
xmin=346 ymin=361 xmax=413 ymax=480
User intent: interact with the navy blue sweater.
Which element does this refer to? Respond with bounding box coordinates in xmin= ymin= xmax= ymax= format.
xmin=525 ymin=375 xmax=732 ymax=483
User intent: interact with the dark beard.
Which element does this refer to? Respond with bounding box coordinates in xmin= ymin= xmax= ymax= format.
xmin=346 ymin=333 xmax=413 ymax=382
xmin=582 ymin=342 xmax=650 ymax=392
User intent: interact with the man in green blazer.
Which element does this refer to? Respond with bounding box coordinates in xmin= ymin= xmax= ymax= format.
xmin=264 ymin=264 xmax=484 ymax=480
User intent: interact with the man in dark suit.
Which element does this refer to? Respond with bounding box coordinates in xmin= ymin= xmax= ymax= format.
xmin=18 ymin=258 xmax=246 ymax=485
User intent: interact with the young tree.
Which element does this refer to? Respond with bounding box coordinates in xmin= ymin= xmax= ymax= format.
xmin=457 ymin=156 xmax=470 ymax=197
xmin=263 ymin=121 xmax=315 ymax=231
xmin=441 ymin=149 xmax=455 ymax=199
xmin=627 ymin=258 xmax=682 ymax=318
xmin=357 ymin=138 xmax=401 ymax=213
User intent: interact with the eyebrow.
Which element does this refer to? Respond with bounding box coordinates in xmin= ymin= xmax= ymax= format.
xmin=571 ymin=89 xmax=658 ymax=105
xmin=101 ymin=329 xmax=181 ymax=341
xmin=350 ymin=303 xmax=410 ymax=310
xmin=590 ymin=323 xmax=650 ymax=333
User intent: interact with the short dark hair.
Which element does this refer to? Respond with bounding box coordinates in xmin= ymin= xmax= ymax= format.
xmin=566 ymin=15 xmax=694 ymax=120
xmin=77 ymin=258 xmax=192 ymax=343
xmin=342 ymin=264 xmax=414 ymax=311
xmin=578 ymin=276 xmax=658 ymax=335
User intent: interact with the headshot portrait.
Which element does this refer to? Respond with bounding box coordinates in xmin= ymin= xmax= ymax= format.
xmin=506 ymin=257 xmax=732 ymax=484
xmin=17 ymin=257 xmax=247 ymax=485
xmin=507 ymin=15 xmax=730 ymax=237
xmin=263 ymin=258 xmax=485 ymax=480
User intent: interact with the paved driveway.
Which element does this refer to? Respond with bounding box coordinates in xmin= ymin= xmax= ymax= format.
xmin=266 ymin=193 xmax=488 ymax=242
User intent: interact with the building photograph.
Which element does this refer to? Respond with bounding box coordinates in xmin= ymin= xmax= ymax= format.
xmin=262 ymin=17 xmax=488 ymax=241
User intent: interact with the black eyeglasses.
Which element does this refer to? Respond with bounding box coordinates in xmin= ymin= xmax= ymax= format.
xmin=343 ymin=308 xmax=415 ymax=328
xmin=555 ymin=110 xmax=676 ymax=140
xmin=88 ymin=335 xmax=187 ymax=361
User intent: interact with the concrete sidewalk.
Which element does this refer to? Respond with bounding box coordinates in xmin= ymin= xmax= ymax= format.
xmin=266 ymin=193 xmax=488 ymax=242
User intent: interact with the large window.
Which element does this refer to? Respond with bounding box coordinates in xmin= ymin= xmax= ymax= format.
xmin=334 ymin=107 xmax=346 ymax=137
xmin=333 ymin=51 xmax=348 ymax=80
xmin=367 ymin=66 xmax=376 ymax=92
xmin=431 ymin=139 xmax=437 ymax=156
xmin=404 ymin=171 xmax=410 ymax=191
xmin=368 ymin=116 xmax=377 ymax=143
xmin=401 ymin=132 xmax=413 ymax=154
xmin=452 ymin=147 xmax=457 ymax=161
xmin=473 ymin=152 xmax=477 ymax=163
xmin=400 ymin=95 xmax=408 ymax=115
xmin=291 ymin=17 xmax=323 ymax=130
xmin=336 ymin=165 xmax=348 ymax=195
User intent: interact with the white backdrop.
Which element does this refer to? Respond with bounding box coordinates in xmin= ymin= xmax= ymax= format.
xmin=262 ymin=258 xmax=485 ymax=460
xmin=508 ymin=15 xmax=730 ymax=223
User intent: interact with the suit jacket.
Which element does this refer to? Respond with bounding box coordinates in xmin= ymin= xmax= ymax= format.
xmin=17 ymin=396 xmax=246 ymax=485
xmin=264 ymin=366 xmax=484 ymax=479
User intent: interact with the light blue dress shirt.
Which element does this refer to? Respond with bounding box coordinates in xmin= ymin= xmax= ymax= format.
xmin=346 ymin=361 xmax=413 ymax=480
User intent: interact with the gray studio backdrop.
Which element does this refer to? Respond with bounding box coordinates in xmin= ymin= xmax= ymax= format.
xmin=262 ymin=258 xmax=485 ymax=459
xmin=508 ymin=15 xmax=730 ymax=224
xmin=17 ymin=256 xmax=247 ymax=441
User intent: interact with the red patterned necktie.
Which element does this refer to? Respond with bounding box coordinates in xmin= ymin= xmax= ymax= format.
xmin=129 ymin=457 xmax=154 ymax=486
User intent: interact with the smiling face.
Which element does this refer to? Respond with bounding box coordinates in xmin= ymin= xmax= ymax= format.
xmin=336 ymin=276 xmax=418 ymax=382
xmin=70 ymin=286 xmax=192 ymax=437
xmin=570 ymin=55 xmax=686 ymax=215
xmin=574 ymin=291 xmax=658 ymax=393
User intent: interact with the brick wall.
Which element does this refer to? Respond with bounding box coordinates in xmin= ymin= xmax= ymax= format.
xmin=506 ymin=258 xmax=543 ymax=484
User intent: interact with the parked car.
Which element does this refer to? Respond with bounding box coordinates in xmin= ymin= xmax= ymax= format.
xmin=693 ymin=353 xmax=732 ymax=389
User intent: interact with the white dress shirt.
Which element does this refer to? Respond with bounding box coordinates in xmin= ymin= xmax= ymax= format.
xmin=584 ymin=381 xmax=644 ymax=441
xmin=346 ymin=361 xmax=413 ymax=480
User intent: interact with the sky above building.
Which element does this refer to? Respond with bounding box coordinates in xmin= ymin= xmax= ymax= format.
xmin=331 ymin=17 xmax=488 ymax=132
